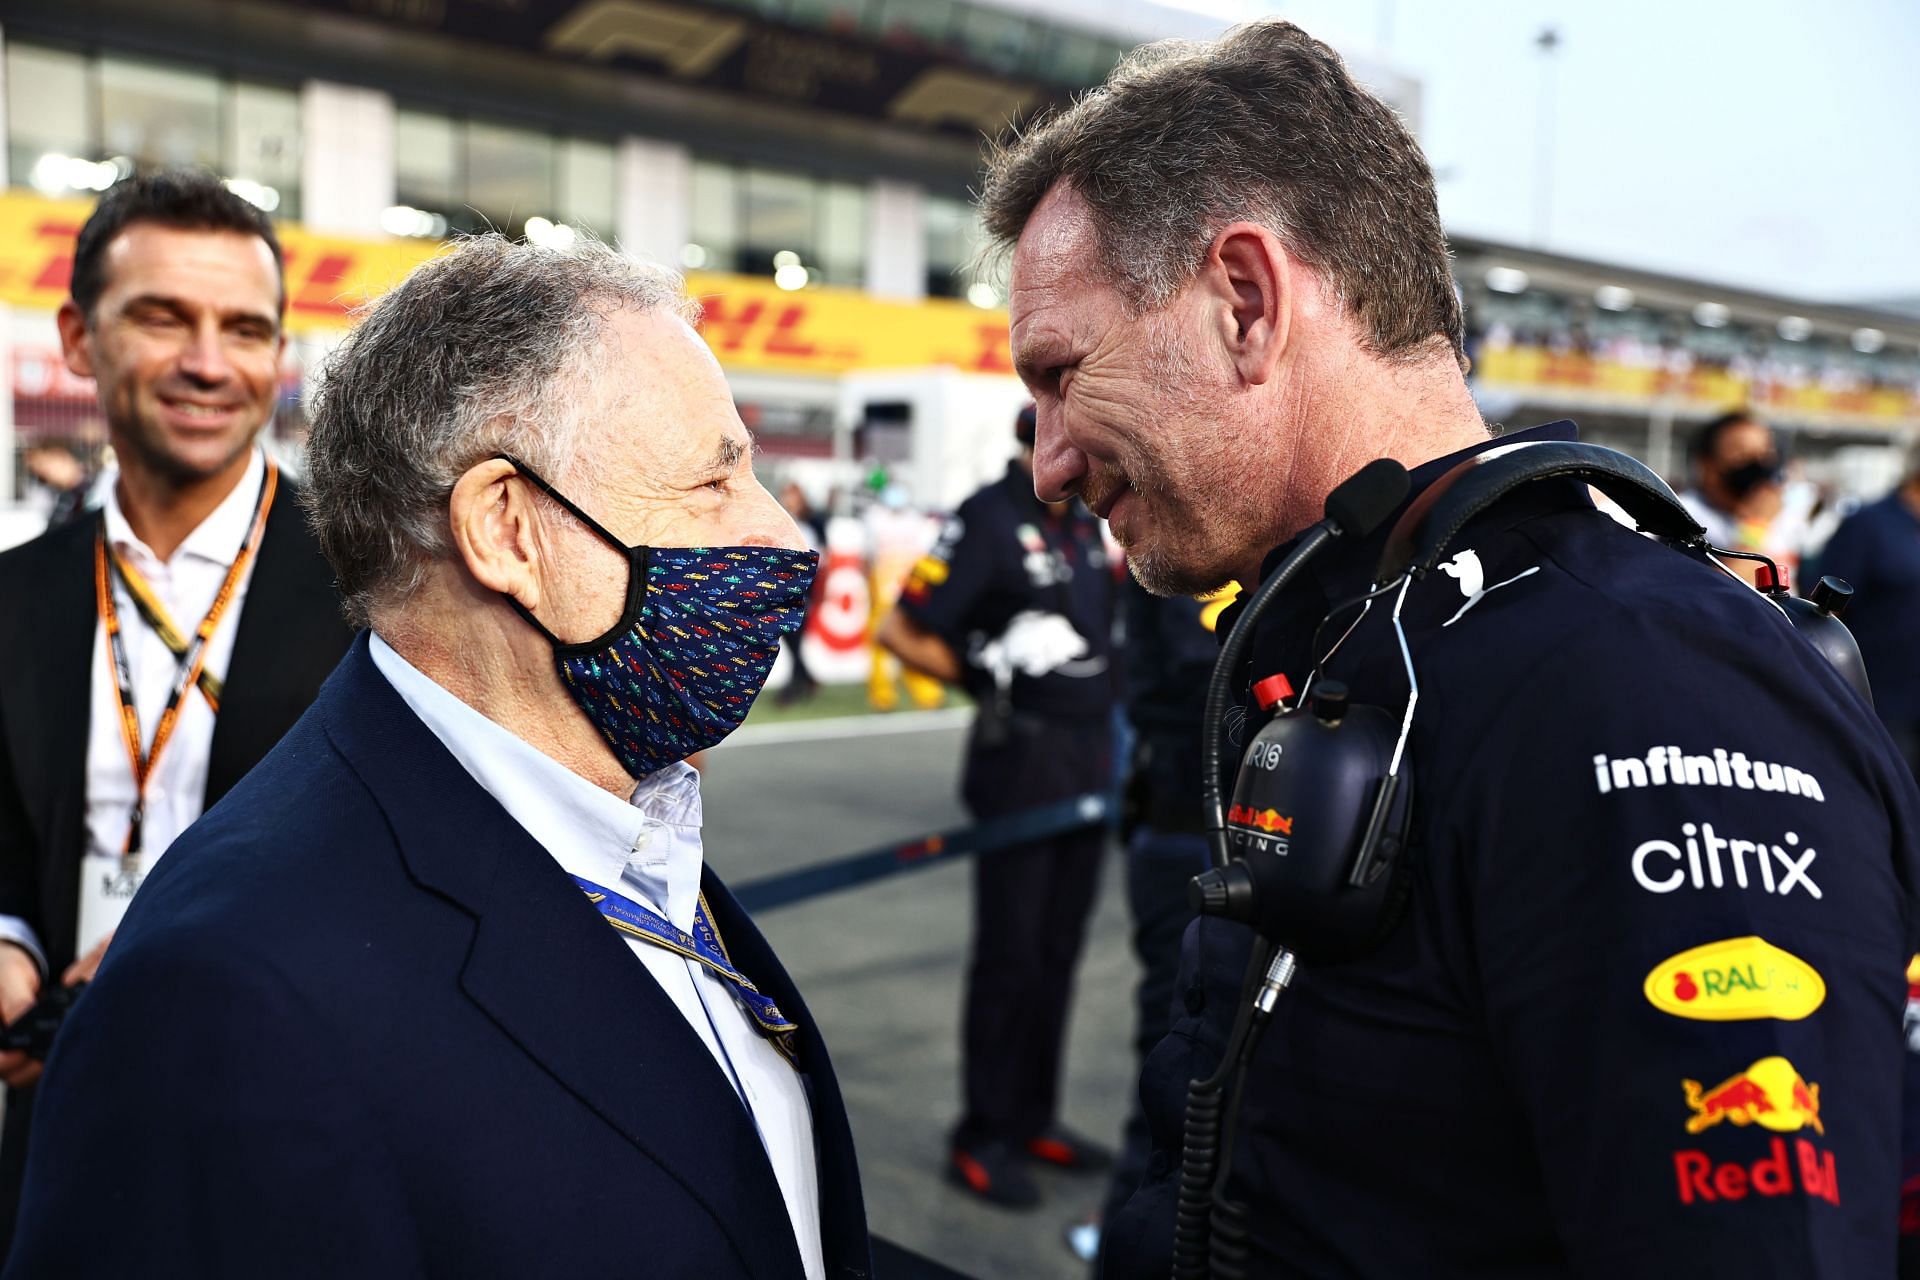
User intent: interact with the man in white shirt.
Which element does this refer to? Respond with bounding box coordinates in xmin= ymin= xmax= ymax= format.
xmin=0 ymin=170 xmax=351 ymax=1249
xmin=7 ymin=235 xmax=871 ymax=1278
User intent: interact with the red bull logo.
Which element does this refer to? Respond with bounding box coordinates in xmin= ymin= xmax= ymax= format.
xmin=1674 ymin=1137 xmax=1839 ymax=1206
xmin=1682 ymin=1056 xmax=1822 ymax=1135
xmin=1227 ymin=805 xmax=1293 ymax=835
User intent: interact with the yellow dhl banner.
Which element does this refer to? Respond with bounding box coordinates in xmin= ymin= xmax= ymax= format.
xmin=1476 ymin=342 xmax=1920 ymax=428
xmin=682 ymin=271 xmax=1013 ymax=376
xmin=0 ymin=189 xmax=1016 ymax=376
xmin=0 ymin=192 xmax=444 ymax=333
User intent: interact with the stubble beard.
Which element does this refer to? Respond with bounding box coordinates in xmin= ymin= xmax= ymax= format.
xmin=1111 ymin=380 xmax=1268 ymax=598
xmin=116 ymin=386 xmax=264 ymax=492
xmin=1101 ymin=456 xmax=1248 ymax=597
xmin=1124 ymin=500 xmax=1243 ymax=598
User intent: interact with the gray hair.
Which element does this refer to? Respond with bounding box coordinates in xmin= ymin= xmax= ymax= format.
xmin=979 ymin=20 xmax=1465 ymax=372
xmin=303 ymin=234 xmax=696 ymax=628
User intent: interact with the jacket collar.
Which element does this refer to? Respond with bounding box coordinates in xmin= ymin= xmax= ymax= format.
xmin=317 ymin=636 xmax=864 ymax=1278
xmin=1228 ymin=421 xmax=1581 ymax=630
xmin=363 ymin=632 xmax=707 ymax=930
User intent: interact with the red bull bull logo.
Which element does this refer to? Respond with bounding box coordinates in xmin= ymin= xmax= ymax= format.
xmin=1227 ymin=805 xmax=1293 ymax=835
xmin=1672 ymin=1054 xmax=1839 ymax=1207
xmin=1682 ymin=1055 xmax=1822 ymax=1135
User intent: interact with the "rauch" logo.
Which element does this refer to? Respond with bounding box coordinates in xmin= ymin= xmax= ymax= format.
xmin=1644 ymin=937 xmax=1825 ymax=1022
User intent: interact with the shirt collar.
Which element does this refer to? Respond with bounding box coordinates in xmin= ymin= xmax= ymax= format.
xmin=365 ymin=632 xmax=704 ymax=927
xmin=101 ymin=446 xmax=267 ymax=569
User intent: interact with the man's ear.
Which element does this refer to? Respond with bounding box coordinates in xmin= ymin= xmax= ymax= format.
xmin=449 ymin=457 xmax=546 ymax=614
xmin=56 ymin=300 xmax=93 ymax=380
xmin=1205 ymin=222 xmax=1291 ymax=387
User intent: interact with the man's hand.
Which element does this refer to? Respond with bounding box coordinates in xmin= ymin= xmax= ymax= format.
xmin=0 ymin=942 xmax=43 ymax=1088
xmin=63 ymin=933 xmax=112 ymax=988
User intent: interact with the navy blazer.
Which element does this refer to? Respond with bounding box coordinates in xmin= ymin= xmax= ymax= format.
xmin=5 ymin=637 xmax=871 ymax=1279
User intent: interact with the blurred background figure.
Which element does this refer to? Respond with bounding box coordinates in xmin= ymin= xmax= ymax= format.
xmin=782 ymin=480 xmax=830 ymax=548
xmin=1812 ymin=445 xmax=1920 ymax=776
xmin=865 ymin=479 xmax=948 ymax=713
xmin=777 ymin=480 xmax=827 ymax=707
xmin=1067 ymin=575 xmax=1236 ymax=1264
xmin=19 ymin=444 xmax=92 ymax=529
xmin=1678 ymin=409 xmax=1810 ymax=585
xmin=879 ymin=404 xmax=1117 ymax=1213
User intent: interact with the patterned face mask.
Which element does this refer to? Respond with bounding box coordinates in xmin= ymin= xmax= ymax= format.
xmin=496 ymin=455 xmax=819 ymax=779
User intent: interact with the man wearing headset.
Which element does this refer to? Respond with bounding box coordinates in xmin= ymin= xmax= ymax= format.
xmin=981 ymin=20 xmax=1920 ymax=1278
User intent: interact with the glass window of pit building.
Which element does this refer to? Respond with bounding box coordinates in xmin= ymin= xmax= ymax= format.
xmin=6 ymin=41 xmax=300 ymax=218
xmin=683 ymin=160 xmax=866 ymax=290
xmin=747 ymin=0 xmax=1131 ymax=87
xmin=925 ymin=195 xmax=999 ymax=308
xmin=389 ymin=107 xmax=617 ymax=246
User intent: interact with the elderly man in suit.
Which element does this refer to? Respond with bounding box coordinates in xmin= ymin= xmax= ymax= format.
xmin=0 ymin=169 xmax=352 ymax=1249
xmin=7 ymin=236 xmax=869 ymax=1278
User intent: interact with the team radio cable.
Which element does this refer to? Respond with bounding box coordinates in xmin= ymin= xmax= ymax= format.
xmin=1175 ymin=459 xmax=1409 ymax=1280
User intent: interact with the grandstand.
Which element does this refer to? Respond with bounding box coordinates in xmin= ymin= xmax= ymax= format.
xmin=1457 ymin=236 xmax=1920 ymax=496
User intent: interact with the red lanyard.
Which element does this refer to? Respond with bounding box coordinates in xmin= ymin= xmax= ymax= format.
xmin=94 ymin=459 xmax=277 ymax=866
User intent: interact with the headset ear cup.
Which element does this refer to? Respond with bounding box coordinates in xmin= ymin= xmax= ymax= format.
xmin=1360 ymin=772 xmax=1418 ymax=951
xmin=1364 ymin=843 xmax=1419 ymax=949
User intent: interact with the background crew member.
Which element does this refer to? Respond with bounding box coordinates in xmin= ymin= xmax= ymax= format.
xmin=0 ymin=169 xmax=351 ymax=1247
xmin=1812 ymin=446 xmax=1920 ymax=778
xmin=1084 ymin=577 xmax=1230 ymax=1256
xmin=776 ymin=481 xmax=826 ymax=707
xmin=1819 ymin=450 xmax=1920 ymax=1280
xmin=8 ymin=236 xmax=871 ymax=1278
xmin=980 ymin=21 xmax=1920 ymax=1275
xmin=879 ymin=404 xmax=1117 ymax=1209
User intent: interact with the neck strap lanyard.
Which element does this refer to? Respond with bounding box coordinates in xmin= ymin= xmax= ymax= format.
xmin=570 ymin=872 xmax=799 ymax=1063
xmin=110 ymin=545 xmax=226 ymax=710
xmin=94 ymin=458 xmax=277 ymax=869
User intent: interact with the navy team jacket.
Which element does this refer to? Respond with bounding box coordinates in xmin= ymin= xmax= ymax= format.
xmin=5 ymin=636 xmax=871 ymax=1279
xmin=1103 ymin=422 xmax=1920 ymax=1278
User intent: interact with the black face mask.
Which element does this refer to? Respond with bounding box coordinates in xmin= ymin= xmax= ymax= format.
xmin=1722 ymin=459 xmax=1783 ymax=499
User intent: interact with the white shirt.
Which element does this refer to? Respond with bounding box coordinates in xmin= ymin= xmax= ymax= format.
xmin=367 ymin=634 xmax=825 ymax=1279
xmin=0 ymin=452 xmax=268 ymax=971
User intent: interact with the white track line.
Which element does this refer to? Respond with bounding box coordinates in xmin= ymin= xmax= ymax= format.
xmin=720 ymin=707 xmax=973 ymax=748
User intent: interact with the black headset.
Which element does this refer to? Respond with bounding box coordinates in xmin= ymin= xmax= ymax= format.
xmin=1171 ymin=440 xmax=1871 ymax=1279
xmin=1193 ymin=438 xmax=1870 ymax=961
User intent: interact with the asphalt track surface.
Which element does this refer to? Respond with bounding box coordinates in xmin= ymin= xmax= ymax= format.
xmin=704 ymin=713 xmax=1137 ymax=1280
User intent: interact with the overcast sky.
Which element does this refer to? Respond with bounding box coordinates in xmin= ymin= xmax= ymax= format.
xmin=1149 ymin=0 xmax=1920 ymax=305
